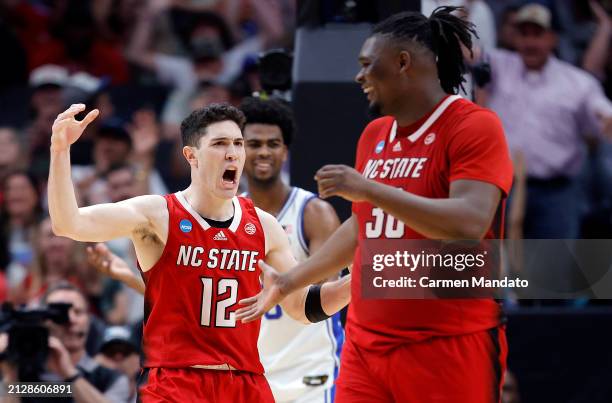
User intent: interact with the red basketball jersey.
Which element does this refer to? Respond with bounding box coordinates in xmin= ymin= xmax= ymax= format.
xmin=349 ymin=95 xmax=513 ymax=351
xmin=141 ymin=193 xmax=265 ymax=373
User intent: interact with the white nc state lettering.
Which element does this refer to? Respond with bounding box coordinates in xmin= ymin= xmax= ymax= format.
xmin=363 ymin=157 xmax=428 ymax=179
xmin=177 ymin=245 xmax=259 ymax=272
xmin=177 ymin=245 xmax=205 ymax=266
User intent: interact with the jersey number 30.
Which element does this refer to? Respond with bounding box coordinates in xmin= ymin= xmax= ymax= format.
xmin=200 ymin=277 xmax=238 ymax=327
xmin=365 ymin=208 xmax=404 ymax=238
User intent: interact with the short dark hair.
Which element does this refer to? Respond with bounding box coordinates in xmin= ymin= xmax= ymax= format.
xmin=42 ymin=281 xmax=88 ymax=308
xmin=180 ymin=103 xmax=246 ymax=147
xmin=372 ymin=6 xmax=477 ymax=95
xmin=239 ymin=97 xmax=295 ymax=146
xmin=96 ymin=119 xmax=132 ymax=149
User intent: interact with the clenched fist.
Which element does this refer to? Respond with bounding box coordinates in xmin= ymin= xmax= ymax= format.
xmin=315 ymin=164 xmax=371 ymax=202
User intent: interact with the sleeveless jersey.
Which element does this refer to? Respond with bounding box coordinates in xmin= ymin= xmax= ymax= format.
xmin=257 ymin=187 xmax=344 ymax=402
xmin=350 ymin=95 xmax=513 ymax=351
xmin=141 ymin=192 xmax=266 ymax=373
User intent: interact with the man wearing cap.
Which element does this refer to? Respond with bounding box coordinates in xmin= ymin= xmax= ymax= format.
xmin=480 ymin=3 xmax=612 ymax=239
xmin=27 ymin=65 xmax=70 ymax=178
xmin=95 ymin=327 xmax=140 ymax=403
xmin=0 ymin=282 xmax=132 ymax=403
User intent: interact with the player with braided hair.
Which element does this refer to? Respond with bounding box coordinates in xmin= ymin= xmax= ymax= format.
xmin=238 ymin=7 xmax=513 ymax=402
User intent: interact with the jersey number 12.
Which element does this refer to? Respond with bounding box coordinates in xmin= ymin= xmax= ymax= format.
xmin=200 ymin=277 xmax=238 ymax=327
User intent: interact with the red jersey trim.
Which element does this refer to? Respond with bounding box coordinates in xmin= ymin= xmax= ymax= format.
xmin=138 ymin=195 xmax=170 ymax=278
xmin=389 ymin=95 xmax=462 ymax=142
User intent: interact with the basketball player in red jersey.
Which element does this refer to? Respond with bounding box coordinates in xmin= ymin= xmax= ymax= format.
xmin=47 ymin=103 xmax=350 ymax=402
xmin=237 ymin=7 xmax=513 ymax=403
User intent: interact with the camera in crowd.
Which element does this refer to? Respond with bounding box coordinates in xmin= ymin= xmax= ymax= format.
xmin=0 ymin=303 xmax=71 ymax=381
xmin=256 ymin=49 xmax=293 ymax=102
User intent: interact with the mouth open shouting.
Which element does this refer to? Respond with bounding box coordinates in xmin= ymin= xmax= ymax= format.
xmin=221 ymin=167 xmax=238 ymax=189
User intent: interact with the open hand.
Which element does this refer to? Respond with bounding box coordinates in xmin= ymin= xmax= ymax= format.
xmin=236 ymin=260 xmax=286 ymax=323
xmin=86 ymin=243 xmax=134 ymax=283
xmin=51 ymin=104 xmax=99 ymax=152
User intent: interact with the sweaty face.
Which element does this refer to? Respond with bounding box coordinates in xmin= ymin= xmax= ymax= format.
xmin=355 ymin=35 xmax=401 ymax=116
xmin=244 ymin=124 xmax=287 ymax=186
xmin=46 ymin=290 xmax=89 ymax=354
xmin=515 ymin=23 xmax=556 ymax=70
xmin=189 ymin=120 xmax=245 ymax=199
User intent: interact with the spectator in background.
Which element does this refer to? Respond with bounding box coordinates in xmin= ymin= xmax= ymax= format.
xmin=0 ymin=0 xmax=48 ymax=78
xmin=0 ymin=127 xmax=24 ymax=186
xmin=554 ymin=0 xmax=599 ymax=66
xmin=583 ymin=0 xmax=612 ymax=100
xmin=481 ymin=3 xmax=612 ymax=239
xmin=29 ymin=0 xmax=129 ymax=84
xmin=40 ymin=282 xmax=131 ymax=403
xmin=580 ymin=0 xmax=612 ymax=237
xmin=72 ymin=120 xmax=133 ymax=205
xmin=497 ymin=5 xmax=519 ymax=51
xmin=12 ymin=217 xmax=89 ymax=306
xmin=106 ymin=164 xmax=148 ymax=206
xmin=94 ymin=164 xmax=148 ymax=326
xmin=0 ymin=171 xmax=43 ymax=292
xmin=26 ymin=65 xmax=69 ymax=179
xmin=126 ymin=0 xmax=283 ymax=140
xmin=72 ymin=113 xmax=168 ymax=207
xmin=125 ymin=109 xmax=168 ymax=197
xmin=95 ymin=326 xmax=140 ymax=403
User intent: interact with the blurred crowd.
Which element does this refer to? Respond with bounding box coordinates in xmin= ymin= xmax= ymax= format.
xmin=1 ymin=0 xmax=612 ymax=401
xmin=0 ymin=0 xmax=295 ymax=306
xmin=0 ymin=0 xmax=294 ymax=400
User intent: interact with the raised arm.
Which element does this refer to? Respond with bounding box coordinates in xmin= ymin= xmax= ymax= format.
xmin=48 ymin=104 xmax=166 ymax=242
xmin=583 ymin=0 xmax=612 ymax=80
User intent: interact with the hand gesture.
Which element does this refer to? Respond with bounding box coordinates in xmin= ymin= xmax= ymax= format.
xmin=236 ymin=260 xmax=286 ymax=323
xmin=589 ymin=0 xmax=612 ymax=28
xmin=51 ymin=104 xmax=99 ymax=152
xmin=86 ymin=243 xmax=134 ymax=284
xmin=315 ymin=164 xmax=370 ymax=202
xmin=47 ymin=336 xmax=77 ymax=379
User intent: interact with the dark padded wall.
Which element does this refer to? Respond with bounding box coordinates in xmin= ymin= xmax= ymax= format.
xmin=291 ymin=1 xmax=421 ymax=220
xmin=291 ymin=24 xmax=371 ymax=220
